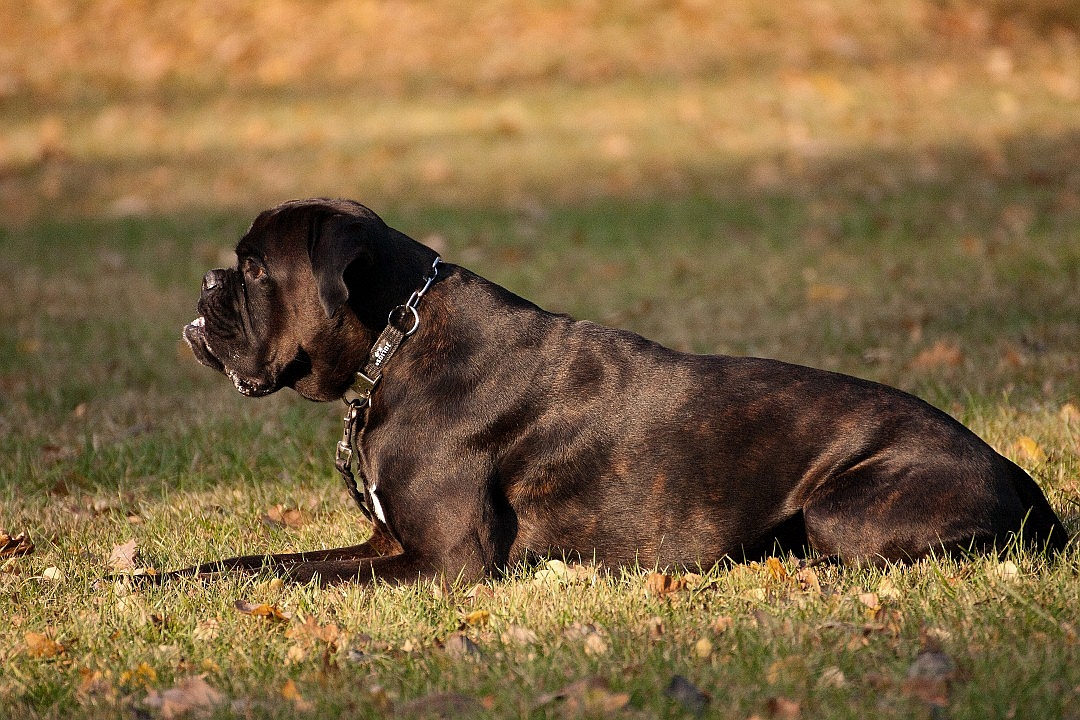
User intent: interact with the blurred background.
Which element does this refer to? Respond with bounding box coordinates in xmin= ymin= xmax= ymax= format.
xmin=3 ymin=0 xmax=1079 ymax=222
xmin=2 ymin=0 xmax=1079 ymax=436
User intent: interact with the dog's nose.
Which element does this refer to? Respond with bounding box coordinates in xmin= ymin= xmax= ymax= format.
xmin=202 ymin=269 xmax=228 ymax=292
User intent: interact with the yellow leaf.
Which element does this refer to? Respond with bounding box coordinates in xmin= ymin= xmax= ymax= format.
xmin=464 ymin=609 xmax=490 ymax=627
xmin=234 ymin=599 xmax=291 ymax=622
xmin=24 ymin=632 xmax=64 ymax=659
xmin=877 ymin=576 xmax=901 ymax=600
xmin=282 ymin=680 xmax=314 ymax=712
xmin=1015 ymin=436 xmax=1046 ymax=464
xmin=119 ymin=662 xmax=158 ymax=689
xmin=766 ymin=557 xmax=788 ymax=582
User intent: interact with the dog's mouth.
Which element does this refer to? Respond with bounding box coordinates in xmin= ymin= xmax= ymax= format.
xmin=183 ymin=317 xmax=277 ymax=398
xmin=183 ymin=317 xmax=225 ymax=372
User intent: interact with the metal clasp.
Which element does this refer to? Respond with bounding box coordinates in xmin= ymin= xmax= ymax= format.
xmin=350 ymin=370 xmax=378 ymax=400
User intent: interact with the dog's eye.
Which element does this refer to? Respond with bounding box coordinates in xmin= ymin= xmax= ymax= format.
xmin=242 ymin=258 xmax=267 ymax=282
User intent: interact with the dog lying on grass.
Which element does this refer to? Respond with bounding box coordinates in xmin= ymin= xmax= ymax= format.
xmin=178 ymin=198 xmax=1068 ymax=584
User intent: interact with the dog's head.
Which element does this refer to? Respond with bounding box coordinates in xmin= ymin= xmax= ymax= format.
xmin=183 ymin=198 xmax=390 ymax=402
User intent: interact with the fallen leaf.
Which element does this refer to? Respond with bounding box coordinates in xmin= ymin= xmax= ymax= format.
xmin=1014 ymin=437 xmax=1046 ymax=464
xmin=262 ymin=504 xmax=306 ymax=529
xmin=694 ymin=636 xmax=713 ymax=658
xmin=819 ymin=666 xmax=847 ymax=689
xmin=41 ymin=566 xmax=64 ymax=582
xmin=1001 ymin=345 xmax=1027 ymax=369
xmin=24 ymin=631 xmax=64 ymax=659
xmin=645 ymin=572 xmax=686 ymax=597
xmin=281 ymin=679 xmax=314 ymax=713
xmin=234 ymin=599 xmax=291 ymax=622
xmin=584 ymin=632 xmax=609 ymax=657
xmin=536 ymin=677 xmax=629 ymax=715
xmin=464 ymin=583 xmax=495 ymax=602
xmin=806 ymin=283 xmax=850 ymax=303
xmin=766 ymin=696 xmax=802 ymax=719
xmin=858 ymin=592 xmax=880 ymax=610
xmin=143 ymin=675 xmax=223 ymax=719
xmin=109 ymin=538 xmax=139 ymax=571
xmin=77 ymin=669 xmax=117 ymax=703
xmin=795 ymin=566 xmax=821 ymax=594
xmin=664 ymin=675 xmax=710 ymax=716
xmin=766 ymin=656 xmax=805 ymax=685
xmin=0 ymin=530 xmax=34 ymax=558
xmin=286 ymin=615 xmax=342 ymax=646
xmin=192 ymin=619 xmax=221 ymax=642
xmin=120 ymin=662 xmax=159 ymax=690
xmin=877 ymin=576 xmax=901 ymax=600
xmin=462 ymin=609 xmax=490 ymax=627
xmin=911 ymin=340 xmax=963 ymax=370
xmin=766 ymin=557 xmax=789 ymax=583
xmin=533 ymin=559 xmax=597 ymax=584
xmin=743 ymin=587 xmax=767 ymax=602
xmin=991 ymin=560 xmax=1020 ymax=581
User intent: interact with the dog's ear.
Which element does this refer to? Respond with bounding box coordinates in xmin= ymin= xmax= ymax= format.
xmin=308 ymin=212 xmax=374 ymax=319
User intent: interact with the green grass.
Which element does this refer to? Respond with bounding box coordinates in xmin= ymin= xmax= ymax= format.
xmin=3 ymin=194 xmax=1079 ymax=719
xmin=3 ymin=1 xmax=1080 ymax=717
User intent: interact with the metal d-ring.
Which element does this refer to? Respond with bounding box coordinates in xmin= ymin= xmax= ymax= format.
xmin=388 ymin=304 xmax=421 ymax=335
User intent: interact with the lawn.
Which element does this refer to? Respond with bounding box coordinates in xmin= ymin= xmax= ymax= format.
xmin=2 ymin=1 xmax=1080 ymax=718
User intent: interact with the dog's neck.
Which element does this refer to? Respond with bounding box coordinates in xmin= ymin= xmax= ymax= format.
xmin=347 ymin=255 xmax=441 ymax=404
xmin=335 ymin=254 xmax=441 ymax=524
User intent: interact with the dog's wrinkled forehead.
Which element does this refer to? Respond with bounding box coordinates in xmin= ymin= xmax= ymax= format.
xmin=227 ymin=198 xmax=389 ymax=319
xmin=235 ymin=198 xmax=386 ymax=261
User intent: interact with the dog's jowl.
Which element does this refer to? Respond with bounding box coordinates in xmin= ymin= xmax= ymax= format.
xmin=179 ymin=198 xmax=1068 ymax=584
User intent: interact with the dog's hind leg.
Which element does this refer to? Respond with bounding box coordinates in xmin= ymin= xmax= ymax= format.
xmin=800 ymin=462 xmax=1030 ymax=564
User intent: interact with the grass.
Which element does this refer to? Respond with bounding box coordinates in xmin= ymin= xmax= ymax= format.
xmin=3 ymin=1 xmax=1080 ymax=718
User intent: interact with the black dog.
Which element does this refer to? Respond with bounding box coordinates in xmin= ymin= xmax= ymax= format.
xmin=180 ymin=198 xmax=1067 ymax=584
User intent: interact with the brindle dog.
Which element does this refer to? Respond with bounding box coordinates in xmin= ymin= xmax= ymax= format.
xmin=179 ymin=198 xmax=1068 ymax=584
